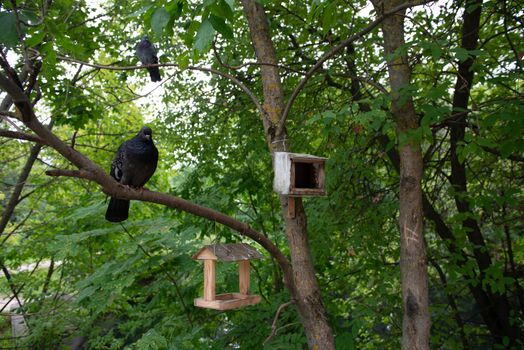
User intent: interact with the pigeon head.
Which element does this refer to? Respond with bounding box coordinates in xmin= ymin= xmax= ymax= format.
xmin=141 ymin=35 xmax=150 ymax=42
xmin=138 ymin=126 xmax=153 ymax=141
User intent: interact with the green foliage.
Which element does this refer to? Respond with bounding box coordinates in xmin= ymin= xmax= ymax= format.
xmin=194 ymin=18 xmax=215 ymax=52
xmin=0 ymin=0 xmax=522 ymax=348
xmin=0 ymin=12 xmax=20 ymax=48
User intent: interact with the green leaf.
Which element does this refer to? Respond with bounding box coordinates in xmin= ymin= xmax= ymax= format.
xmin=502 ymin=336 xmax=510 ymax=346
xmin=322 ymin=2 xmax=336 ymax=34
xmin=430 ymin=44 xmax=442 ymax=60
xmin=0 ymin=12 xmax=20 ymax=48
xmin=42 ymin=42 xmax=56 ymax=66
xmin=129 ymin=4 xmax=153 ymax=17
xmin=20 ymin=10 xmax=39 ymax=25
xmin=211 ymin=0 xmax=234 ymax=22
xmin=209 ymin=14 xmax=233 ymax=39
xmin=468 ymin=49 xmax=484 ymax=56
xmin=25 ymin=30 xmax=46 ymax=47
xmin=451 ymin=47 xmax=469 ymax=62
xmin=194 ymin=18 xmax=215 ymax=52
xmin=224 ymin=0 xmax=235 ymax=9
xmin=183 ymin=20 xmax=200 ymax=47
xmin=151 ymin=7 xmax=171 ymax=38
xmin=166 ymin=0 xmax=184 ymax=19
xmin=323 ymin=111 xmax=336 ymax=120
xmin=176 ymin=53 xmax=190 ymax=69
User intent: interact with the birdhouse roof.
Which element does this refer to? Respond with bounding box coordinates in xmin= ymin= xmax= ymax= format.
xmin=273 ymin=152 xmax=327 ymax=162
xmin=192 ymin=243 xmax=263 ymax=261
xmin=288 ymin=152 xmax=327 ymax=160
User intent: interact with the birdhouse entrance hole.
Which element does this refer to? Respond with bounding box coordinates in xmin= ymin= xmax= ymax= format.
xmin=289 ymin=157 xmax=326 ymax=196
xmin=193 ymin=243 xmax=262 ymax=311
xmin=292 ymin=161 xmax=321 ymax=190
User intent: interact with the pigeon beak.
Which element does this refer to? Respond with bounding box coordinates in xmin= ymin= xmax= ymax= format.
xmin=145 ymin=135 xmax=151 ymax=140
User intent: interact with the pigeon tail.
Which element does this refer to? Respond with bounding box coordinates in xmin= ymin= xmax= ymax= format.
xmin=105 ymin=197 xmax=130 ymax=222
xmin=148 ymin=67 xmax=161 ymax=82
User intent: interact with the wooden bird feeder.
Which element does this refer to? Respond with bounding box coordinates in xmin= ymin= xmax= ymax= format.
xmin=193 ymin=243 xmax=263 ymax=311
xmin=273 ymin=152 xmax=327 ymax=217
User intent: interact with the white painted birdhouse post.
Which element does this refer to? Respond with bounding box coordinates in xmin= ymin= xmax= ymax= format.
xmin=193 ymin=243 xmax=263 ymax=310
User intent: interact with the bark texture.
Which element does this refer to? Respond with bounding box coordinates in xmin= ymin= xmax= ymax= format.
xmin=240 ymin=1 xmax=335 ymax=349
xmin=372 ymin=1 xmax=430 ymax=349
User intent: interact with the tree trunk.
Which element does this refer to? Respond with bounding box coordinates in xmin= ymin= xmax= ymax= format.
xmin=372 ymin=1 xmax=430 ymax=349
xmin=240 ymin=1 xmax=335 ymax=348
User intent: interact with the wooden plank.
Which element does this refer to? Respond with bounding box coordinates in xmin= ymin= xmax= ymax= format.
xmin=289 ymin=188 xmax=326 ymax=196
xmin=239 ymin=260 xmax=250 ymax=295
xmin=203 ymin=260 xmax=215 ymax=301
xmin=193 ymin=248 xmax=218 ymax=260
xmin=194 ymin=293 xmax=262 ymax=310
xmin=290 ymin=160 xmax=296 ymax=189
xmin=317 ymin=163 xmax=325 ymax=190
xmin=287 ymin=196 xmax=295 ymax=218
xmin=289 ymin=155 xmax=327 ymax=162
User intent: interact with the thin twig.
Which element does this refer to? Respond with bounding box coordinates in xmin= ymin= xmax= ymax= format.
xmin=57 ymin=56 xmax=265 ymax=118
xmin=212 ymin=40 xmax=302 ymax=73
xmin=263 ymin=300 xmax=296 ymax=345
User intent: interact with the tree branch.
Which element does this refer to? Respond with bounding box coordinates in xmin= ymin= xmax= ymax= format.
xmin=45 ymin=169 xmax=293 ymax=285
xmin=480 ymin=145 xmax=524 ymax=163
xmin=264 ymin=300 xmax=296 ymax=345
xmin=0 ymin=128 xmax=48 ymax=145
xmin=0 ymin=68 xmax=296 ymax=292
xmin=0 ymin=73 xmax=36 ymax=122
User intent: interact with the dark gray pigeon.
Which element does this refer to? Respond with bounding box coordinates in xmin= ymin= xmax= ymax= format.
xmin=136 ymin=36 xmax=162 ymax=82
xmin=105 ymin=126 xmax=159 ymax=222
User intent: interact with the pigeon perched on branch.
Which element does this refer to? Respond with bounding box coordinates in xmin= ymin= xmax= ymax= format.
xmin=105 ymin=126 xmax=159 ymax=222
xmin=136 ymin=36 xmax=162 ymax=82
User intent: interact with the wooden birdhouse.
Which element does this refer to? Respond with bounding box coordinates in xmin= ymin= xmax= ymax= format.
xmin=193 ymin=243 xmax=263 ymax=310
xmin=273 ymin=152 xmax=327 ymax=197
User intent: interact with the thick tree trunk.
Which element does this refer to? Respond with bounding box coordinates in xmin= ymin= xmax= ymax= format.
xmin=380 ymin=131 xmax=524 ymax=347
xmin=240 ymin=1 xmax=335 ymax=348
xmin=372 ymin=1 xmax=430 ymax=349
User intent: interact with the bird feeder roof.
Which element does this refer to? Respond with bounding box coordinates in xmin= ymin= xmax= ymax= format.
xmin=192 ymin=243 xmax=263 ymax=261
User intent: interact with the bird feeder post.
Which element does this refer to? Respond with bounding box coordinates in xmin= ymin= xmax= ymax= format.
xmin=203 ymin=260 xmax=216 ymax=301
xmin=239 ymin=260 xmax=250 ymax=295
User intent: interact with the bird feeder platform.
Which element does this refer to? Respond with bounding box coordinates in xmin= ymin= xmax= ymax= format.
xmin=193 ymin=243 xmax=263 ymax=311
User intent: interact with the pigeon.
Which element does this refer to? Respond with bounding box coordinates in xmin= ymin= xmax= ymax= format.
xmin=136 ymin=36 xmax=162 ymax=82
xmin=105 ymin=126 xmax=159 ymax=222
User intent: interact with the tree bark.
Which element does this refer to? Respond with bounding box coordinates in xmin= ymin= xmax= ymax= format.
xmin=372 ymin=1 xmax=430 ymax=349
xmin=240 ymin=1 xmax=335 ymax=349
